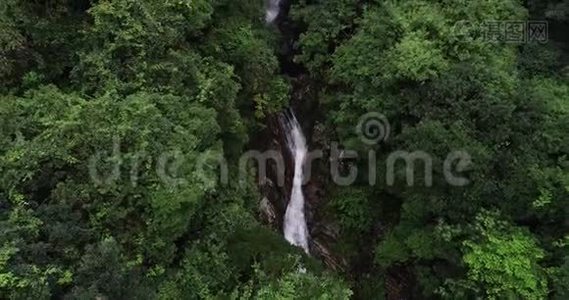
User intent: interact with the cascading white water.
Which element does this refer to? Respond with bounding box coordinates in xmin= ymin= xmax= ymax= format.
xmin=282 ymin=110 xmax=310 ymax=254
xmin=265 ymin=0 xmax=281 ymax=23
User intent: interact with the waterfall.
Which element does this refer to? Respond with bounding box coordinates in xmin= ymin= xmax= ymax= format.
xmin=281 ymin=109 xmax=310 ymax=254
xmin=265 ymin=0 xmax=281 ymax=23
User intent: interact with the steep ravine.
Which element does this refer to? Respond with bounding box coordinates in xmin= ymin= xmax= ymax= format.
xmin=256 ymin=0 xmax=348 ymax=272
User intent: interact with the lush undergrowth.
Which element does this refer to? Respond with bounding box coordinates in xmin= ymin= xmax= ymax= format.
xmin=1 ymin=0 xmax=569 ymax=299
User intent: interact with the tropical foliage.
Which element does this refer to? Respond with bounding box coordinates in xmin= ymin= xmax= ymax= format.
xmin=1 ymin=0 xmax=568 ymax=299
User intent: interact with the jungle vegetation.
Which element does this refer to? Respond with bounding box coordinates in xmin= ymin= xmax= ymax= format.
xmin=1 ymin=0 xmax=568 ymax=299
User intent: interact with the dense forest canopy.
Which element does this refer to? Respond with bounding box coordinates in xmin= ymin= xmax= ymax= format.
xmin=0 ymin=0 xmax=568 ymax=299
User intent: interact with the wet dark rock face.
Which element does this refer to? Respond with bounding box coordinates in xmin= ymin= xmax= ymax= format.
xmin=254 ymin=0 xmax=348 ymax=272
xmin=251 ymin=80 xmax=348 ymax=271
xmin=255 ymin=108 xmax=347 ymax=272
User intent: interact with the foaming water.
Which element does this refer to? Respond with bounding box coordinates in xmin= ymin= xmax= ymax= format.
xmin=265 ymin=0 xmax=281 ymax=23
xmin=281 ymin=109 xmax=309 ymax=253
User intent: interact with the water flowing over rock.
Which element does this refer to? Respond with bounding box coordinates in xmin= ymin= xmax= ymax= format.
xmin=280 ymin=109 xmax=310 ymax=253
xmin=265 ymin=0 xmax=281 ymax=23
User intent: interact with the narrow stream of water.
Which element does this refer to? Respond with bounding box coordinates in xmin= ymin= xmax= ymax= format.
xmin=281 ymin=109 xmax=310 ymax=254
xmin=265 ymin=0 xmax=281 ymax=23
